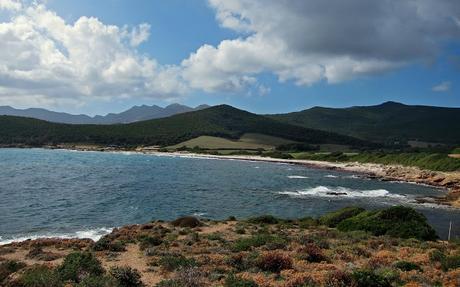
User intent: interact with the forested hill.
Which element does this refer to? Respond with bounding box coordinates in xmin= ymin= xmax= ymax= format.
xmin=270 ymin=101 xmax=460 ymax=144
xmin=0 ymin=105 xmax=370 ymax=147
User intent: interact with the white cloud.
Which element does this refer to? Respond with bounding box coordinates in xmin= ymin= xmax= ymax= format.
xmin=0 ymin=2 xmax=185 ymax=109
xmin=178 ymin=0 xmax=460 ymax=91
xmin=0 ymin=0 xmax=21 ymax=11
xmin=432 ymin=81 xmax=451 ymax=92
xmin=0 ymin=0 xmax=460 ymax=110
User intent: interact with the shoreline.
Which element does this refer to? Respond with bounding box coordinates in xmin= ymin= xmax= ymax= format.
xmin=3 ymin=145 xmax=460 ymax=208
xmin=56 ymin=146 xmax=460 ymax=208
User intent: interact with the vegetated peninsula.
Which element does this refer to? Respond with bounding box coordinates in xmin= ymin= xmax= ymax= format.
xmin=0 ymin=206 xmax=459 ymax=286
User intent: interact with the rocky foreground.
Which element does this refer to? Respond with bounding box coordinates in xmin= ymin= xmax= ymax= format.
xmin=1 ymin=207 xmax=459 ymax=287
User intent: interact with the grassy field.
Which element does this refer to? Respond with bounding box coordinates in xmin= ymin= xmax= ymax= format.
xmin=168 ymin=133 xmax=296 ymax=150
xmin=293 ymin=151 xmax=460 ymax=172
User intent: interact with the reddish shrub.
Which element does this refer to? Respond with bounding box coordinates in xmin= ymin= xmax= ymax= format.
xmin=257 ymin=251 xmax=293 ymax=273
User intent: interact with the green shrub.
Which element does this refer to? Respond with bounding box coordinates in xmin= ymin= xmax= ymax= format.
xmin=337 ymin=206 xmax=438 ymax=240
xmin=93 ymin=237 xmax=126 ymax=252
xmin=76 ymin=275 xmax=116 ymax=287
xmin=429 ymin=249 xmax=446 ymax=263
xmin=224 ymin=274 xmax=258 ymax=287
xmin=351 ymin=270 xmax=391 ymax=287
xmin=247 ymin=215 xmax=280 ymax=224
xmin=441 ymin=255 xmax=460 ymax=271
xmin=257 ymin=252 xmax=292 ymax=273
xmin=0 ymin=260 xmax=26 ymax=282
xmin=57 ymin=252 xmax=104 ymax=282
xmin=16 ymin=265 xmax=63 ymax=287
xmin=109 ymin=266 xmax=144 ymax=287
xmin=319 ymin=207 xmax=365 ymax=227
xmin=159 ymin=255 xmax=197 ymax=271
xmin=231 ymin=234 xmax=286 ymax=252
xmin=298 ymin=217 xmax=318 ymax=229
xmin=394 ymin=261 xmax=422 ymax=271
xmin=137 ymin=235 xmax=163 ymax=250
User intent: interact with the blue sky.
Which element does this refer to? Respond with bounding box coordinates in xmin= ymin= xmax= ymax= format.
xmin=0 ymin=0 xmax=459 ymax=115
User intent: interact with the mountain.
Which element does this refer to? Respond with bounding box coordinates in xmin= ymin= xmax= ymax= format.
xmin=0 ymin=104 xmax=210 ymax=124
xmin=0 ymin=105 xmax=370 ymax=147
xmin=270 ymin=101 xmax=460 ymax=144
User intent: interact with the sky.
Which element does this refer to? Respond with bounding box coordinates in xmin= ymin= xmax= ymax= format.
xmin=0 ymin=0 xmax=459 ymax=115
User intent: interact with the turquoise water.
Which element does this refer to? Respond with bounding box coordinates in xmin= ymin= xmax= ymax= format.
xmin=0 ymin=148 xmax=459 ymax=242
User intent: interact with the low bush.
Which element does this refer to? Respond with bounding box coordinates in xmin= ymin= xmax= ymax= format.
xmin=247 ymin=215 xmax=280 ymax=224
xmin=299 ymin=244 xmax=327 ymax=263
xmin=93 ymin=237 xmax=126 ymax=252
xmin=337 ymin=206 xmax=438 ymax=240
xmin=171 ymin=216 xmax=202 ymax=228
xmin=15 ymin=265 xmax=63 ymax=287
xmin=319 ymin=207 xmax=365 ymax=227
xmin=394 ymin=261 xmax=422 ymax=271
xmin=231 ymin=234 xmax=286 ymax=252
xmin=441 ymin=255 xmax=460 ymax=271
xmin=109 ymin=266 xmax=144 ymax=287
xmin=137 ymin=235 xmax=163 ymax=250
xmin=57 ymin=251 xmax=104 ymax=283
xmin=76 ymin=275 xmax=115 ymax=287
xmin=324 ymin=270 xmax=353 ymax=287
xmin=155 ymin=279 xmax=182 ymax=287
xmin=26 ymin=246 xmax=61 ymax=261
xmin=159 ymin=255 xmax=197 ymax=272
xmin=257 ymin=251 xmax=292 ymax=273
xmin=0 ymin=260 xmax=26 ymax=282
xmin=226 ymin=252 xmax=258 ymax=272
xmin=429 ymin=249 xmax=446 ymax=263
xmin=224 ymin=274 xmax=258 ymax=287
xmin=351 ymin=270 xmax=391 ymax=287
xmin=174 ymin=266 xmax=204 ymax=287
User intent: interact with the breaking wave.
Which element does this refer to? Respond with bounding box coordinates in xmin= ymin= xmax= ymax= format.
xmin=278 ymin=186 xmax=407 ymax=200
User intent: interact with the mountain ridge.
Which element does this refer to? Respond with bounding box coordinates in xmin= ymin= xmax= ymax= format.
xmin=0 ymin=103 xmax=210 ymax=124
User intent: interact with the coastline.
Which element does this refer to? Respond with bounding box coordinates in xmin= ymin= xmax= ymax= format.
xmin=48 ymin=145 xmax=460 ymax=208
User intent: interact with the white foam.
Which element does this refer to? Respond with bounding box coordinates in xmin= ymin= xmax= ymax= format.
xmin=0 ymin=227 xmax=113 ymax=246
xmin=279 ymin=186 xmax=406 ymax=200
xmin=324 ymin=174 xmax=339 ymax=178
xmin=287 ymin=175 xmax=309 ymax=179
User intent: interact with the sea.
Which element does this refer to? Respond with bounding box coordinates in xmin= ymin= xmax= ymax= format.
xmin=1 ymin=148 xmax=459 ymax=243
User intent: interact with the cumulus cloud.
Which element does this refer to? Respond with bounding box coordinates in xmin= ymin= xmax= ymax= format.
xmin=180 ymin=0 xmax=460 ymax=90
xmin=0 ymin=2 xmax=186 ymax=109
xmin=0 ymin=0 xmax=459 ymax=109
xmin=432 ymin=81 xmax=451 ymax=92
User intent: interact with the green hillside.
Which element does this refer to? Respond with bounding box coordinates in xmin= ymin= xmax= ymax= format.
xmin=270 ymin=101 xmax=460 ymax=144
xmin=0 ymin=105 xmax=369 ymax=148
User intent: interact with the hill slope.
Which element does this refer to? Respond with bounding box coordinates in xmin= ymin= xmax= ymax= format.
xmin=0 ymin=105 xmax=368 ymax=147
xmin=270 ymin=101 xmax=460 ymax=144
xmin=0 ymin=103 xmax=210 ymax=124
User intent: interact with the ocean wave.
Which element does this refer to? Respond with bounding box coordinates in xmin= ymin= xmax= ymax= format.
xmin=0 ymin=227 xmax=113 ymax=246
xmin=287 ymin=175 xmax=309 ymax=179
xmin=278 ymin=186 xmax=406 ymax=200
xmin=324 ymin=174 xmax=339 ymax=178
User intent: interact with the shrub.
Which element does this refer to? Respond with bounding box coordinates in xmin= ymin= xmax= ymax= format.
xmin=226 ymin=252 xmax=258 ymax=272
xmin=174 ymin=266 xmax=204 ymax=287
xmin=109 ymin=266 xmax=144 ymax=287
xmin=224 ymin=274 xmax=258 ymax=287
xmin=26 ymin=246 xmax=61 ymax=261
xmin=93 ymin=237 xmax=126 ymax=252
xmin=337 ymin=206 xmax=438 ymax=240
xmin=298 ymin=217 xmax=318 ymax=229
xmin=257 ymin=252 xmax=292 ymax=273
xmin=15 ymin=265 xmax=63 ymax=287
xmin=137 ymin=235 xmax=163 ymax=250
xmin=319 ymin=207 xmax=365 ymax=227
xmin=76 ymin=275 xmax=116 ymax=287
xmin=159 ymin=255 xmax=197 ymax=271
xmin=299 ymin=244 xmax=327 ymax=263
xmin=171 ymin=216 xmax=202 ymax=228
xmin=207 ymin=232 xmax=224 ymax=242
xmin=441 ymin=255 xmax=460 ymax=271
xmin=351 ymin=270 xmax=391 ymax=287
xmin=247 ymin=215 xmax=280 ymax=224
xmin=0 ymin=260 xmax=26 ymax=282
xmin=231 ymin=234 xmax=286 ymax=252
xmin=429 ymin=249 xmax=446 ymax=263
xmin=393 ymin=261 xmax=422 ymax=271
xmin=325 ymin=270 xmax=353 ymax=287
xmin=57 ymin=252 xmax=104 ymax=283
xmin=155 ymin=279 xmax=182 ymax=287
